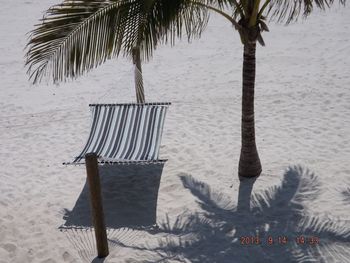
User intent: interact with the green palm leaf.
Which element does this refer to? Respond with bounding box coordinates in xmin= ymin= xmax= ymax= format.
xmin=25 ymin=0 xmax=130 ymax=83
xmin=130 ymin=1 xmax=210 ymax=61
xmin=25 ymin=0 xmax=209 ymax=84
xmin=264 ymin=0 xmax=346 ymax=23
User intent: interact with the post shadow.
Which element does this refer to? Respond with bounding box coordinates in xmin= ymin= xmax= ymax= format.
xmin=61 ymin=162 xmax=164 ymax=229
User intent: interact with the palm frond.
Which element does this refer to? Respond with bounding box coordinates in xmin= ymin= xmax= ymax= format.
xmin=200 ymin=0 xmax=246 ymax=20
xmin=25 ymin=0 xmax=210 ymax=84
xmin=137 ymin=0 xmax=210 ymax=61
xmin=25 ymin=0 xmax=134 ymax=83
xmin=191 ymin=0 xmax=243 ymax=28
xmin=264 ymin=0 xmax=346 ymax=24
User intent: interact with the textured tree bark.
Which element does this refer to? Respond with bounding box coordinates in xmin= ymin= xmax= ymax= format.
xmin=238 ymin=42 xmax=262 ymax=178
xmin=132 ymin=47 xmax=145 ymax=103
xmin=85 ymin=153 xmax=109 ymax=258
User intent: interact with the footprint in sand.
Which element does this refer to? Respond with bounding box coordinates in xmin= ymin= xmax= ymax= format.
xmin=1 ymin=243 xmax=17 ymax=253
xmin=0 ymin=243 xmax=16 ymax=259
xmin=40 ymin=259 xmax=57 ymax=263
xmin=62 ymin=251 xmax=76 ymax=262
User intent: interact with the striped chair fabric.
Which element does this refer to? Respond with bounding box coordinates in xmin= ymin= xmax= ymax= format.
xmin=69 ymin=103 xmax=170 ymax=164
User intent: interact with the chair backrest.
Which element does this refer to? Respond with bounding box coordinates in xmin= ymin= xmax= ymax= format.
xmin=73 ymin=103 xmax=170 ymax=164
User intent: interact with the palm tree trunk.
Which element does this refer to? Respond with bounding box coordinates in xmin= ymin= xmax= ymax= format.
xmin=238 ymin=42 xmax=262 ymax=178
xmin=132 ymin=47 xmax=145 ymax=103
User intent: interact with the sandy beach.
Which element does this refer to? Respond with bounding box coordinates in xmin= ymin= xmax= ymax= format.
xmin=0 ymin=1 xmax=350 ymax=262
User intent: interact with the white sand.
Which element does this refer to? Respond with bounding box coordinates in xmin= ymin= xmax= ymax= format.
xmin=0 ymin=1 xmax=349 ymax=262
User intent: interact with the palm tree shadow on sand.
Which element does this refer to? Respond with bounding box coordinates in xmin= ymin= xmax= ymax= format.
xmin=125 ymin=165 xmax=350 ymax=263
xmin=59 ymin=163 xmax=164 ymax=262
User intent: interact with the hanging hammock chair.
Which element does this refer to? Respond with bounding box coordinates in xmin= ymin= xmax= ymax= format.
xmin=64 ymin=102 xmax=170 ymax=165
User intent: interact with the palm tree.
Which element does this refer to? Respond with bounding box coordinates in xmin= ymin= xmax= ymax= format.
xmin=25 ymin=1 xmax=209 ymax=102
xmin=25 ymin=0 xmax=345 ymax=178
xmin=197 ymin=0 xmax=345 ymax=178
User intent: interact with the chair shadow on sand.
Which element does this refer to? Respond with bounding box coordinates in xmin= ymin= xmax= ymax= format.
xmin=59 ymin=163 xmax=164 ymax=262
xmin=122 ymin=165 xmax=350 ymax=263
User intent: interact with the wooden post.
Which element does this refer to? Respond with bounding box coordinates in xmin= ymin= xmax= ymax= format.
xmin=85 ymin=153 xmax=109 ymax=258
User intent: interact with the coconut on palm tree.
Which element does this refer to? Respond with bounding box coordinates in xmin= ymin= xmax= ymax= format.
xmin=25 ymin=0 xmax=345 ymax=178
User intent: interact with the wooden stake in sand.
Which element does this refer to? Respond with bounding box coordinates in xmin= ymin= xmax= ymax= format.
xmin=85 ymin=153 xmax=109 ymax=258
